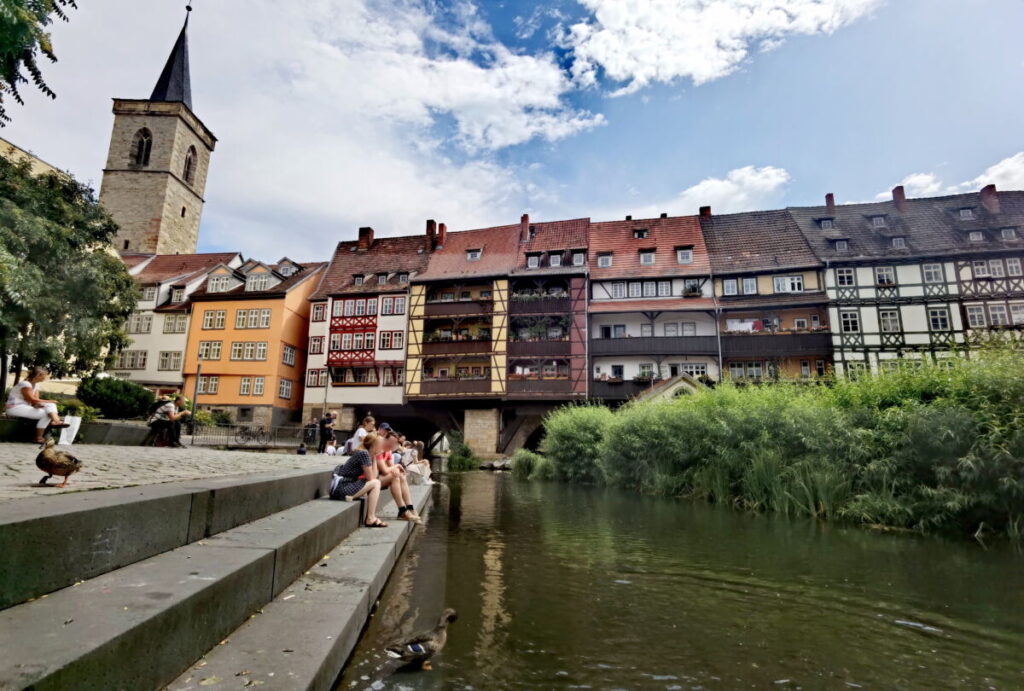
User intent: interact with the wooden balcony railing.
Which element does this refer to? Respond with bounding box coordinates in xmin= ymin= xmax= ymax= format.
xmin=721 ymin=332 xmax=832 ymax=357
xmin=591 ymin=336 xmax=718 ymax=356
xmin=421 ymin=340 xmax=493 ymax=356
xmin=507 ymin=378 xmax=575 ymax=395
xmin=509 ymin=297 xmax=571 ymax=315
xmin=423 ymin=301 xmax=493 ymax=317
xmin=508 ymin=340 xmax=572 ymax=357
xmin=417 ymin=379 xmax=492 ymax=396
xmin=589 ymin=380 xmax=653 ymax=400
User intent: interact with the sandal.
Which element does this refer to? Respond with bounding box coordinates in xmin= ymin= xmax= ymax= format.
xmin=364 ymin=519 xmax=388 ymax=528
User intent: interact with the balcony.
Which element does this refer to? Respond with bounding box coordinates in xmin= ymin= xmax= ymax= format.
xmin=508 ymin=340 xmax=572 ymax=357
xmin=418 ymin=378 xmax=492 ymax=396
xmin=591 ymin=336 xmax=718 ymax=356
xmin=721 ymin=332 xmax=831 ymax=358
xmin=590 ymin=379 xmax=654 ymax=400
xmin=424 ymin=300 xmax=493 ymax=317
xmin=422 ymin=339 xmax=493 ymax=356
xmin=509 ymin=297 xmax=571 ymax=315
xmin=507 ymin=378 xmax=574 ymax=395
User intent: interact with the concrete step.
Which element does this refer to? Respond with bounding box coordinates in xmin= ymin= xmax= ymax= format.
xmin=0 ymin=467 xmax=331 ymax=609
xmin=0 ymin=497 xmax=362 ymax=691
xmin=169 ymin=484 xmax=432 ymax=691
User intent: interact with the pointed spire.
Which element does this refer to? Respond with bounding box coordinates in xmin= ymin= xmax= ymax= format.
xmin=149 ymin=7 xmax=192 ymax=109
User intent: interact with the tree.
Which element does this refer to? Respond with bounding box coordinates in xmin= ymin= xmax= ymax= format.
xmin=0 ymin=154 xmax=137 ymax=390
xmin=0 ymin=0 xmax=76 ymax=124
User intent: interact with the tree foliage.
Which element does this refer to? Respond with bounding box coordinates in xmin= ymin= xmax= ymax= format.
xmin=77 ymin=375 xmax=153 ymax=420
xmin=0 ymin=154 xmax=137 ymax=387
xmin=0 ymin=0 xmax=76 ymax=124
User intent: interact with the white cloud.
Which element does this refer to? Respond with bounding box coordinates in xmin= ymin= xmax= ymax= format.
xmin=595 ymin=165 xmax=790 ymax=220
xmin=4 ymin=0 xmax=602 ymax=259
xmin=876 ymin=152 xmax=1024 ymax=200
xmin=562 ymin=0 xmax=882 ymax=94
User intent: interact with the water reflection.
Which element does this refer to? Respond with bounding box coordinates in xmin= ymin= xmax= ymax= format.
xmin=339 ymin=474 xmax=1024 ymax=690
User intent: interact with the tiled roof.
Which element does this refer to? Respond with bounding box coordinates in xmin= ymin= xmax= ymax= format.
xmin=131 ymin=252 xmax=241 ymax=284
xmin=313 ymin=235 xmax=431 ymax=300
xmin=588 ymin=215 xmax=710 ymax=279
xmin=417 ymin=224 xmax=519 ymax=281
xmin=701 ymin=209 xmax=820 ymax=274
xmin=788 ymin=189 xmax=1024 ymax=262
xmin=717 ymin=292 xmax=829 ymax=310
xmin=589 ymin=297 xmax=716 ymax=313
xmin=121 ymin=253 xmax=154 ymax=269
xmin=190 ymin=262 xmax=326 ymax=301
xmin=512 ymin=217 xmax=590 ymax=274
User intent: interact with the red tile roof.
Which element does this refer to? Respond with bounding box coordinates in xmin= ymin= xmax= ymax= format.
xmin=190 ymin=262 xmax=326 ymax=301
xmin=589 ymin=215 xmax=709 ymax=279
xmin=513 ymin=217 xmax=590 ymax=273
xmin=417 ymin=224 xmax=519 ymax=281
xmin=131 ymin=252 xmax=242 ymax=285
xmin=589 ymin=297 xmax=717 ymax=313
xmin=121 ymin=253 xmax=154 ymax=269
xmin=313 ymin=235 xmax=431 ymax=300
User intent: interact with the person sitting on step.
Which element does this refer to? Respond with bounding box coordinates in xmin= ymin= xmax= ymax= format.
xmin=4 ymin=367 xmax=69 ymax=444
xmin=329 ymin=431 xmax=386 ymax=528
xmin=145 ymin=395 xmax=190 ymax=447
xmin=378 ymin=430 xmax=420 ymax=522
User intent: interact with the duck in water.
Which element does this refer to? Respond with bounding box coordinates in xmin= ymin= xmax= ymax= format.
xmin=384 ymin=608 xmax=458 ymax=670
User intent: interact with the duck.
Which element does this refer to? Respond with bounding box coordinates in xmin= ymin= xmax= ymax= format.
xmin=35 ymin=439 xmax=83 ymax=487
xmin=384 ymin=608 xmax=458 ymax=670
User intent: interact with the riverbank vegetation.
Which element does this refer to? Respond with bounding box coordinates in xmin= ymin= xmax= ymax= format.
xmin=518 ymin=349 xmax=1024 ymax=539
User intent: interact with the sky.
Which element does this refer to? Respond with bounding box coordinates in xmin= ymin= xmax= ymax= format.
xmin=8 ymin=0 xmax=1024 ymax=261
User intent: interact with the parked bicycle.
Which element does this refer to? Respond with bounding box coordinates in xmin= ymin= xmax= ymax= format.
xmin=234 ymin=425 xmax=270 ymax=446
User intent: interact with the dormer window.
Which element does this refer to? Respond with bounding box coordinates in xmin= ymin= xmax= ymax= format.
xmin=527 ymin=254 xmax=540 ymax=269
xmin=891 ymin=237 xmax=906 ymax=249
xmin=171 ymin=288 xmax=185 ymax=303
xmin=834 ymin=240 xmax=848 ymax=251
xmin=398 ymin=273 xmax=409 ymax=283
xmin=246 ymin=274 xmax=270 ymax=292
xmin=528 ymin=225 xmax=537 ymax=240
xmin=639 ymin=250 xmax=656 ymax=266
xmin=820 ymin=218 xmax=834 ymax=230
xmin=959 ymin=208 xmax=975 ymax=220
xmin=353 ymin=275 xmax=364 ymax=286
xmin=633 ymin=228 xmax=649 ymax=239
xmin=208 ymin=276 xmax=231 ymax=293
xmin=549 ymin=254 xmax=562 ymax=267
xmin=572 ymin=252 xmax=585 ymax=266
xmin=279 ymin=265 xmax=295 ymax=277
xmin=377 ymin=273 xmax=387 ymax=285
xmin=598 ymin=253 xmax=613 ymax=268
xmin=969 ymin=231 xmax=984 ymax=242
xmin=141 ymin=286 xmax=157 ymax=301
xmin=466 ymin=249 xmax=482 ymax=261
xmin=676 ymin=247 xmax=693 ymax=264
xmin=1001 ymin=228 xmax=1018 ymax=240
xmin=871 ymin=215 xmax=886 ymax=228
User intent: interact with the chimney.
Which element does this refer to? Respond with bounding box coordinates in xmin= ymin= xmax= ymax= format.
xmin=625 ymin=215 xmax=632 ymax=221
xmin=980 ymin=184 xmax=1000 ymax=213
xmin=825 ymin=193 xmax=835 ymax=213
xmin=357 ymin=226 xmax=374 ymax=250
xmin=425 ymin=219 xmax=436 ymax=252
xmin=660 ymin=212 xmax=668 ymax=219
xmin=892 ymin=185 xmax=907 ymax=212
xmin=437 ymin=222 xmax=447 ymax=248
xmin=520 ymin=213 xmax=530 ymax=243
xmin=699 ymin=206 xmax=711 ymax=218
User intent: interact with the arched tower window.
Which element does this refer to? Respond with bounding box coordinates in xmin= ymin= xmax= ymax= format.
xmin=183 ymin=146 xmax=197 ymax=185
xmin=132 ymin=128 xmax=153 ymax=166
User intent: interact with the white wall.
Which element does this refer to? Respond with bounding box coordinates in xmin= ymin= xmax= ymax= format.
xmin=591 ymin=312 xmax=716 ymax=337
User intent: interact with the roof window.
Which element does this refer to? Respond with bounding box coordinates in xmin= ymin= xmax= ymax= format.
xmin=353 ymin=274 xmax=364 ymax=286
xmin=871 ymin=215 xmax=886 ymax=228
xmin=639 ymin=250 xmax=656 ymax=266
xmin=377 ymin=273 xmax=387 ymax=285
xmin=820 ymin=218 xmax=835 ymax=230
xmin=466 ymin=248 xmax=482 ymax=261
xmin=527 ymin=254 xmax=540 ymax=269
xmin=597 ymin=253 xmax=613 ymax=268
xmin=833 ymin=239 xmax=848 ymax=251
xmin=959 ymin=208 xmax=975 ymax=220
xmin=891 ymin=237 xmax=906 ymax=249
xmin=675 ymin=247 xmax=693 ymax=264
xmin=969 ymin=231 xmax=984 ymax=242
xmin=1001 ymin=228 xmax=1018 ymax=240
xmin=633 ymin=228 xmax=649 ymax=239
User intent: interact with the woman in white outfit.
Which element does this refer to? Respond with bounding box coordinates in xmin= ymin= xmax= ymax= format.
xmin=5 ymin=367 xmax=67 ymax=443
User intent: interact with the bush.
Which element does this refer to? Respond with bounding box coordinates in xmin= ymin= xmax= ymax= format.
xmin=56 ymin=398 xmax=100 ymax=423
xmin=540 ymin=404 xmax=614 ymax=484
xmin=531 ymin=348 xmax=1024 ymax=539
xmin=192 ymin=409 xmax=215 ymax=427
xmin=512 ymin=449 xmax=543 ymax=480
xmin=211 ymin=409 xmax=233 ymax=425
xmin=77 ymin=376 xmax=154 ymax=419
xmin=446 ymin=431 xmax=478 ymax=472
xmin=529 ymin=454 xmax=556 ymax=481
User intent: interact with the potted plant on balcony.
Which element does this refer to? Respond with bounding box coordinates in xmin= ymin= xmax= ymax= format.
xmin=683 ymin=288 xmax=702 ymax=298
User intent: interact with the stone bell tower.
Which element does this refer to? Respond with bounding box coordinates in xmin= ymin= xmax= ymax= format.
xmin=100 ymin=9 xmax=216 ymax=255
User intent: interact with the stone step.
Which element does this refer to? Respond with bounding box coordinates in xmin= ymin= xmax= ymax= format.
xmin=168 ymin=484 xmax=432 ymax=691
xmin=0 ymin=467 xmax=331 ymax=609
xmin=0 ymin=497 xmax=362 ymax=691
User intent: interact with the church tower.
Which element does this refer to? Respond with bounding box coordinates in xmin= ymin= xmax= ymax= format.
xmin=100 ymin=10 xmax=216 ymax=255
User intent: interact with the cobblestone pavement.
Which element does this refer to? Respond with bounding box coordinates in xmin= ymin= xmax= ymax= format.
xmin=0 ymin=442 xmax=337 ymax=501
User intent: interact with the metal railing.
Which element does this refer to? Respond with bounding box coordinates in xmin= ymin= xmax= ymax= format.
xmin=189 ymin=423 xmax=319 ymax=449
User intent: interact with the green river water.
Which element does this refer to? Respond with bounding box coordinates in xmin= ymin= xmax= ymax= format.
xmin=338 ymin=472 xmax=1023 ymax=690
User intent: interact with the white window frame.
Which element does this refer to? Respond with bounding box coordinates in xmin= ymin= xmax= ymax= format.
xmin=393 ymin=297 xmax=406 ymax=314
xmin=836 ymin=268 xmax=855 ymax=287
xmin=239 ymin=377 xmax=252 ymax=395
xmin=157 ymin=351 xmax=182 ymax=371
xmin=597 ymin=253 xmax=612 ymax=268
xmin=774 ymin=275 xmax=804 ymax=293
xmin=989 ymin=304 xmax=1009 ymax=326
xmin=611 ymin=282 xmax=626 ymax=299
xmin=278 ymin=379 xmax=292 ymax=399
xmin=252 ymin=377 xmax=264 ymax=396
xmin=834 ymin=240 xmax=848 ymax=251
xmin=1007 ymin=258 xmax=1023 ymax=276
xmin=283 ymin=345 xmax=296 ymax=366
xmin=312 ymin=303 xmax=326 ymax=322
xmin=959 ymin=208 xmax=974 ymax=220
xmin=141 ymin=286 xmax=157 ymax=301
xmin=972 ymin=260 xmax=990 ymax=278
xmin=573 ymin=252 xmax=585 ymax=266
xmin=840 ymin=310 xmax=860 ymax=333
xmin=676 ymin=248 xmax=693 ymax=264
xmin=1001 ymin=228 xmax=1018 ymax=240
xmin=874 ymin=267 xmax=896 ymax=286
xmin=549 ymin=254 xmax=562 ymax=267
xmin=820 ymin=218 xmax=834 ymax=230
xmin=928 ymin=308 xmax=951 ymax=332
xmin=793 ymin=318 xmax=808 ymax=330
xmin=171 ymin=288 xmax=185 ymax=303
xmin=1009 ymin=303 xmax=1024 ymax=325
xmin=723 ymin=279 xmax=738 ymax=296
xmin=879 ymin=309 xmax=900 ymax=333
xmin=639 ymin=251 xmax=656 ymax=266
xmin=965 ymin=305 xmax=986 ymax=328
xmin=969 ymin=231 xmax=984 ymax=242
xmin=892 ymin=237 xmax=906 ymax=249
xmin=466 ymin=249 xmax=482 ymax=261
xmin=989 ymin=260 xmax=1005 ymax=278
xmin=922 ymin=263 xmax=943 ymax=284
xmin=657 ymin=280 xmax=671 ymax=297
xmin=527 ymin=255 xmax=539 ymax=269
xmin=872 ymin=216 xmax=886 ymax=228
xmin=742 ymin=277 xmax=757 ymax=294
xmin=329 ymin=334 xmax=341 ymax=351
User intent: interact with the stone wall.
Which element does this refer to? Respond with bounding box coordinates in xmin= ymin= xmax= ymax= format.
xmin=464 ymin=408 xmax=500 ymax=459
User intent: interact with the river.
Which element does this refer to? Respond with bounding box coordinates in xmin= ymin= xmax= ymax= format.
xmin=338 ymin=472 xmax=1024 ymax=689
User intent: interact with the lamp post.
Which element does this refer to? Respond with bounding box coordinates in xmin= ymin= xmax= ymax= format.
xmin=190 ymin=353 xmax=202 ymax=446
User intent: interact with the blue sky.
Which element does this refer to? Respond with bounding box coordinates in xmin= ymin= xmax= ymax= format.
xmin=7 ymin=0 xmax=1024 ymax=260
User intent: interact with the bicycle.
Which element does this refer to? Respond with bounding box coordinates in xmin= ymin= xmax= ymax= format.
xmin=234 ymin=425 xmax=269 ymax=446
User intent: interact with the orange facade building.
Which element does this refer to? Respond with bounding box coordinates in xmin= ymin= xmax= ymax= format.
xmin=182 ymin=258 xmax=326 ymax=426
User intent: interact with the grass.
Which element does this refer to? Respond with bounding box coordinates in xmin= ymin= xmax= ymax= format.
xmin=524 ymin=347 xmax=1024 ymax=540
